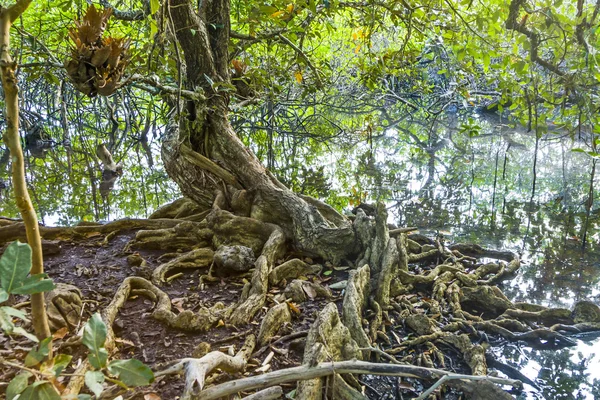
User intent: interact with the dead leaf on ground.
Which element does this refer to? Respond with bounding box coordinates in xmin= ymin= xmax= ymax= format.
xmin=52 ymin=327 xmax=69 ymax=340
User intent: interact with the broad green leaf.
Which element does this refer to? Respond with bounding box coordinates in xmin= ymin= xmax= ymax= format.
xmin=0 ymin=306 xmax=38 ymax=342
xmin=11 ymin=274 xmax=55 ymax=295
xmin=0 ymin=241 xmax=32 ymax=293
xmin=6 ymin=371 xmax=32 ymax=400
xmin=108 ymin=359 xmax=155 ymax=387
xmin=84 ymin=370 xmax=105 ymax=398
xmin=88 ymin=346 xmax=109 ymax=370
xmin=1 ymin=305 xmax=28 ymax=320
xmin=25 ymin=337 xmax=52 ymax=366
xmin=11 ymin=326 xmax=40 ymax=343
xmin=0 ymin=288 xmax=8 ymax=303
xmin=83 ymin=313 xmax=108 ymax=368
xmin=48 ymin=354 xmax=72 ymax=376
xmin=18 ymin=381 xmax=61 ymax=400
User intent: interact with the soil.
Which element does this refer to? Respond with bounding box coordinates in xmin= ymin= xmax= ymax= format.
xmin=29 ymin=229 xmax=341 ymax=399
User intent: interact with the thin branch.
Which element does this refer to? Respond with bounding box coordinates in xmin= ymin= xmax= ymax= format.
xmin=277 ymin=33 xmax=323 ymax=88
xmin=98 ymin=0 xmax=150 ymax=21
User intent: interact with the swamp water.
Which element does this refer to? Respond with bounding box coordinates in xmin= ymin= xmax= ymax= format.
xmin=1 ymin=114 xmax=599 ymax=399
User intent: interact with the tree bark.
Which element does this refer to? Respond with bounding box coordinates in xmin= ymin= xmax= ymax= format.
xmin=163 ymin=0 xmax=356 ymax=262
xmin=0 ymin=0 xmax=52 ymax=341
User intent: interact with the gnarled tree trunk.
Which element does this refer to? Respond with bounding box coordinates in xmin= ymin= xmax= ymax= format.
xmin=162 ymin=0 xmax=355 ymax=263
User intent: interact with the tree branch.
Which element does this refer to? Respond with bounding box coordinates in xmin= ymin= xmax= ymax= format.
xmin=277 ymin=33 xmax=323 ymax=88
xmin=98 ymin=0 xmax=150 ymax=21
xmin=505 ymin=0 xmax=565 ymax=77
xmin=194 ymin=360 xmax=522 ymax=400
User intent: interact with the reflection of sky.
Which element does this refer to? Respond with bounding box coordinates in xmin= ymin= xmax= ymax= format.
xmin=324 ymin=114 xmax=600 ymax=398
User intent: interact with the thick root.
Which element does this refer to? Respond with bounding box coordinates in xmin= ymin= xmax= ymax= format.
xmin=229 ymin=228 xmax=286 ymax=325
xmin=126 ymin=220 xmax=213 ymax=251
xmin=269 ymin=258 xmax=321 ymax=285
xmin=296 ymin=303 xmax=360 ymax=400
xmin=341 ymin=265 xmax=371 ymax=356
xmin=257 ymin=302 xmax=292 ymax=346
xmin=152 ymin=248 xmax=214 ymax=283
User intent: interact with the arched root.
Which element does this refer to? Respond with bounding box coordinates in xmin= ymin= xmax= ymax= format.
xmin=269 ymin=258 xmax=321 ymax=285
xmin=126 ymin=220 xmax=213 ymax=251
xmin=152 ymin=248 xmax=214 ymax=283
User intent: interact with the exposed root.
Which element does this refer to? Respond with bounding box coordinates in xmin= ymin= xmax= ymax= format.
xmin=152 ymin=248 xmax=214 ymax=283
xmin=257 ymin=302 xmax=292 ymax=346
xmin=341 ymin=265 xmax=371 ymax=355
xmin=269 ymin=258 xmax=321 ymax=285
xmin=229 ymin=227 xmax=286 ymax=325
xmin=0 ymin=218 xmax=184 ymax=245
xmin=194 ymin=360 xmax=521 ymax=400
xmin=109 ymin=277 xmax=230 ymax=332
xmin=149 ymin=197 xmax=209 ymax=220
xmin=296 ymin=303 xmax=360 ymax=400
xmin=126 ymin=220 xmax=212 ymax=251
xmin=156 ymin=335 xmax=255 ymax=399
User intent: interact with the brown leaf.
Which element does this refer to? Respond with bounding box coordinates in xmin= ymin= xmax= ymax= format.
xmin=52 ymin=327 xmax=69 ymax=340
xmin=144 ymin=394 xmax=161 ymax=400
xmin=287 ymin=302 xmax=301 ymax=315
xmin=302 ymin=284 xmax=317 ymax=300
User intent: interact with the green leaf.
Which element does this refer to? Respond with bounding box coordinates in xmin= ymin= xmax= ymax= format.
xmin=11 ymin=274 xmax=55 ymax=295
xmin=323 ymin=270 xmax=332 ymax=276
xmin=18 ymin=381 xmax=61 ymax=400
xmin=51 ymin=354 xmax=72 ymax=376
xmin=84 ymin=371 xmax=105 ymax=398
xmin=25 ymin=337 xmax=52 ymax=367
xmin=6 ymin=371 xmax=32 ymax=400
xmin=107 ymin=359 xmax=155 ymax=387
xmin=0 ymin=288 xmax=8 ymax=303
xmin=88 ymin=347 xmax=108 ymax=370
xmin=11 ymin=326 xmax=40 ymax=343
xmin=1 ymin=305 xmax=28 ymax=320
xmin=0 ymin=306 xmax=38 ymax=342
xmin=150 ymin=0 xmax=159 ymax=14
xmin=83 ymin=313 xmax=108 ymax=368
xmin=77 ymin=395 xmax=92 ymax=400
xmin=0 ymin=241 xmax=32 ymax=293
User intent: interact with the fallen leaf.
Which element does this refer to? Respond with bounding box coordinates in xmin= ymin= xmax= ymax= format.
xmin=144 ymin=393 xmax=161 ymax=400
xmin=52 ymin=327 xmax=69 ymax=340
xmin=287 ymin=302 xmax=301 ymax=315
xmin=302 ymin=284 xmax=317 ymax=300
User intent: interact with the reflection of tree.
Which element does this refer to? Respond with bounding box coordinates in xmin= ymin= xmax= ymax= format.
xmin=498 ymin=343 xmax=600 ymax=399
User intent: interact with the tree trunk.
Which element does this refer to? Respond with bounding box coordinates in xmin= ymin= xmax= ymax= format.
xmin=162 ymin=0 xmax=355 ymax=262
xmin=0 ymin=0 xmax=52 ymax=341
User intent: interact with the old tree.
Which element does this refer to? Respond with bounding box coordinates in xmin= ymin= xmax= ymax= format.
xmin=2 ymin=0 xmax=600 ymax=398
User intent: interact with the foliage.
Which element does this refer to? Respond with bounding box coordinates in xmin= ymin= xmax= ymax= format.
xmin=0 ymin=241 xmax=55 ymax=342
xmin=6 ymin=312 xmax=154 ymax=399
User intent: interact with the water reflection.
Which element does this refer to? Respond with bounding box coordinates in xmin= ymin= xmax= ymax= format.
xmin=1 ymin=111 xmax=599 ymax=397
